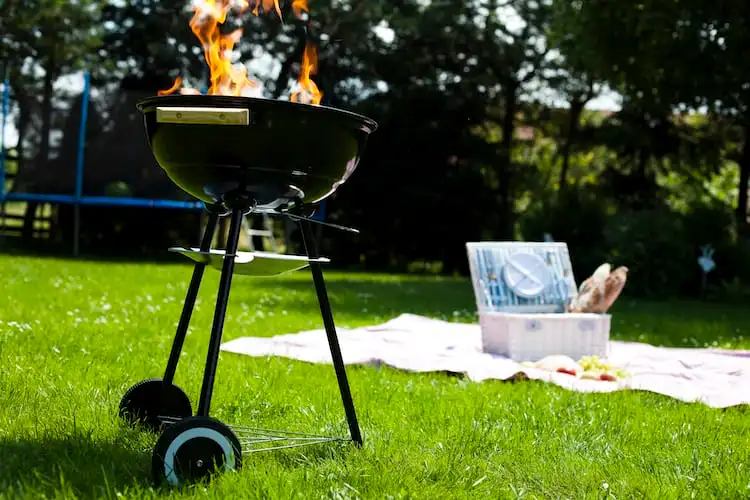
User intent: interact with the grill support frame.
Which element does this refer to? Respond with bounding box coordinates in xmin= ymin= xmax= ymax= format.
xmin=196 ymin=208 xmax=244 ymax=416
xmin=299 ymin=219 xmax=363 ymax=446
xmin=150 ymin=206 xmax=363 ymax=447
xmin=163 ymin=210 xmax=220 ymax=385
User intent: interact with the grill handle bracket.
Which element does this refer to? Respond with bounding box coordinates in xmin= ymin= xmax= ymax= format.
xmin=258 ymin=208 xmax=360 ymax=234
xmin=156 ymin=106 xmax=250 ymax=126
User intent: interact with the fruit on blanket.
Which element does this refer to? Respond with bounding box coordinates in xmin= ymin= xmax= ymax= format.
xmin=581 ymin=371 xmax=619 ymax=381
xmin=524 ymin=355 xmax=628 ymax=381
xmin=579 ymin=355 xmax=627 ymax=381
xmin=556 ymin=367 xmax=578 ymax=376
xmin=534 ymin=355 xmax=582 ymax=376
xmin=526 ymin=354 xmax=627 ymax=381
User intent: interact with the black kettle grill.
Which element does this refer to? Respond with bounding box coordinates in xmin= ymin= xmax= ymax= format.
xmin=118 ymin=95 xmax=377 ymax=485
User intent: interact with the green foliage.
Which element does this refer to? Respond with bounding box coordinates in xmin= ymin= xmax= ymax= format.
xmin=604 ymin=210 xmax=692 ymax=295
xmin=101 ymin=0 xmax=198 ymax=86
xmin=519 ymin=189 xmax=610 ymax=276
xmin=609 ymin=204 xmax=750 ymax=296
xmin=0 ymin=1 xmax=103 ymax=68
xmin=0 ymin=0 xmax=103 ymax=86
xmin=551 ymin=0 xmax=750 ymax=225
xmin=521 ymin=197 xmax=750 ymax=296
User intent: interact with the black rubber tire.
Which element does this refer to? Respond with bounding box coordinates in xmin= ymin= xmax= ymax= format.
xmin=118 ymin=378 xmax=192 ymax=432
xmin=152 ymin=416 xmax=242 ymax=486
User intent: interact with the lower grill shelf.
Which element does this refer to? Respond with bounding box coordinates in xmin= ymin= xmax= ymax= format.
xmin=169 ymin=247 xmax=330 ymax=276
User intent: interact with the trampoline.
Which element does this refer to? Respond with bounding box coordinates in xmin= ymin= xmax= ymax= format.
xmin=0 ymin=73 xmax=204 ymax=254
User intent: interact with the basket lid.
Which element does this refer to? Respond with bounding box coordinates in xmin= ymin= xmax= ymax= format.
xmin=466 ymin=242 xmax=578 ymax=313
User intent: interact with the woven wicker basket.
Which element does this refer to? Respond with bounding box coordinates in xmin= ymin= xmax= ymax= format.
xmin=479 ymin=312 xmax=610 ymax=361
xmin=466 ymin=242 xmax=577 ymax=313
xmin=467 ymin=242 xmax=610 ymax=361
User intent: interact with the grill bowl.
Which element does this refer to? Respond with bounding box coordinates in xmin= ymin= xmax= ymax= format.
xmin=137 ymin=95 xmax=377 ymax=208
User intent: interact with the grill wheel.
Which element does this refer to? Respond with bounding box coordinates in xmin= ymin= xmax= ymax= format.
xmin=119 ymin=378 xmax=192 ymax=432
xmin=152 ymin=416 xmax=242 ymax=486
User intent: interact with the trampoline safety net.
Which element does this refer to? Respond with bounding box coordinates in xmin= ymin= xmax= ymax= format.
xmin=1 ymin=72 xmax=200 ymax=208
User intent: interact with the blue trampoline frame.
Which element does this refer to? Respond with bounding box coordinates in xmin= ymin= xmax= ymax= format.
xmin=0 ymin=73 xmax=204 ymax=253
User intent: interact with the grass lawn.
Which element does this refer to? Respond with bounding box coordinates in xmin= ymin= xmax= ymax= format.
xmin=0 ymin=254 xmax=748 ymax=498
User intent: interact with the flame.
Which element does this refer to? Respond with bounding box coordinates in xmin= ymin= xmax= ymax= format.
xmin=189 ymin=0 xmax=260 ymax=96
xmin=291 ymin=0 xmax=308 ymax=17
xmin=158 ymin=76 xmax=183 ymax=96
xmin=291 ymin=42 xmax=323 ymax=105
xmin=249 ymin=0 xmax=282 ymax=18
xmin=289 ymin=0 xmax=323 ymax=105
xmin=160 ymin=0 xmax=323 ymax=106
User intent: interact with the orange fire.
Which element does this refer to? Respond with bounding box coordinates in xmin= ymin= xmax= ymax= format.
xmin=158 ymin=76 xmax=183 ymax=96
xmin=159 ymin=0 xmax=323 ymax=105
xmin=291 ymin=0 xmax=308 ymax=17
xmin=291 ymin=42 xmax=322 ymax=105
xmin=190 ymin=0 xmax=260 ymax=97
xmin=288 ymin=0 xmax=322 ymax=104
xmin=250 ymin=0 xmax=282 ymax=18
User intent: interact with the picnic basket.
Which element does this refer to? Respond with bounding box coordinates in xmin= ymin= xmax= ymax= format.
xmin=466 ymin=242 xmax=610 ymax=361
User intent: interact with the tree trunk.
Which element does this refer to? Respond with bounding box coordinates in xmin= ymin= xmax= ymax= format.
xmin=559 ymin=98 xmax=585 ymax=190
xmin=497 ymin=81 xmax=517 ymax=239
xmin=633 ymin=148 xmax=651 ymax=209
xmin=14 ymin=90 xmax=34 ymax=237
xmin=14 ymin=89 xmax=31 ymax=171
xmin=38 ymin=68 xmax=55 ymax=162
xmin=24 ymin=66 xmax=55 ymax=240
xmin=737 ymin=123 xmax=750 ymax=232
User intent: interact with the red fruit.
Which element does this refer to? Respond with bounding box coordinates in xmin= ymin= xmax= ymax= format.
xmin=556 ymin=367 xmax=577 ymax=376
xmin=599 ymin=373 xmax=617 ymax=381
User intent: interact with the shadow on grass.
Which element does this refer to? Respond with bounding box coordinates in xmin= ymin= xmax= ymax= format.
xmin=0 ymin=430 xmax=363 ymax=497
xmin=0 ymin=434 xmax=151 ymax=498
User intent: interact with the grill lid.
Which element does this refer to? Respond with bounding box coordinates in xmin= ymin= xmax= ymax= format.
xmin=137 ymin=95 xmax=377 ymax=209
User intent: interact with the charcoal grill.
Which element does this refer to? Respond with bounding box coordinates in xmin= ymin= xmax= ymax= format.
xmin=118 ymin=95 xmax=377 ymax=485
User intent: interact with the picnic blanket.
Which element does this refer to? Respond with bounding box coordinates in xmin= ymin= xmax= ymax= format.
xmin=221 ymin=314 xmax=750 ymax=408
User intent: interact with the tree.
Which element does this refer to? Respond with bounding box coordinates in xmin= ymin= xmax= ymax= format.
xmin=1 ymin=0 xmax=103 ymax=161
xmin=102 ymin=0 xmax=206 ymax=88
xmin=362 ymin=0 xmax=554 ymax=239
xmin=686 ymin=1 xmax=750 ymax=230
xmin=455 ymin=0 xmax=554 ymax=238
xmin=546 ymin=70 xmax=598 ymax=190
xmin=546 ymin=14 xmax=603 ymax=190
xmin=551 ymin=0 xmax=750 ymax=230
xmin=1 ymin=0 xmax=103 ymax=237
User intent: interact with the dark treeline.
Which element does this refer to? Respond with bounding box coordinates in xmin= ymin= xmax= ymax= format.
xmin=1 ymin=0 xmax=749 ymax=296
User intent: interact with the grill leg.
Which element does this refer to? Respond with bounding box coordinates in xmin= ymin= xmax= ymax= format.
xmin=163 ymin=211 xmax=219 ymax=385
xmin=299 ymin=220 xmax=363 ymax=446
xmin=196 ymin=208 xmax=243 ymax=417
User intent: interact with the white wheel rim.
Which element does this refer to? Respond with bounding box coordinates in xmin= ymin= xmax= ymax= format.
xmin=163 ymin=426 xmax=236 ymax=486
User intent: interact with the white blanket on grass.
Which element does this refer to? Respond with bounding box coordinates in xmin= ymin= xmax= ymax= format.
xmin=221 ymin=314 xmax=750 ymax=408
